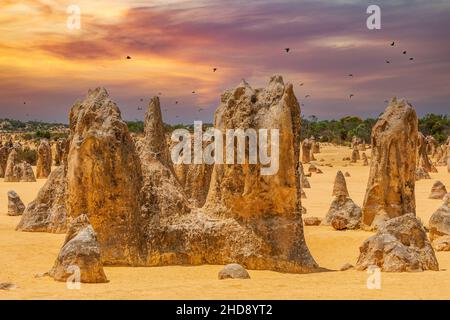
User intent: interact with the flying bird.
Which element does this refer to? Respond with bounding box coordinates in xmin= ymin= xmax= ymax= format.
xmin=386 ymin=60 xmax=390 ymax=64
xmin=198 ymin=108 xmax=204 ymax=112
xmin=175 ymin=101 xmax=179 ymax=105
xmin=391 ymin=41 xmax=395 ymax=46
xmin=23 ymin=101 xmax=26 ymax=105
xmin=348 ymin=74 xmax=353 ymax=77
xmin=137 ymin=107 xmax=143 ymax=111
xmin=305 ymin=95 xmax=310 ymax=98
xmin=126 ymin=56 xmax=131 ymax=59
xmin=140 ymin=98 xmax=144 ymax=102
xmin=285 ymin=48 xmax=290 ymax=53
xmin=409 ymin=57 xmax=414 ymax=61
xmin=213 ymin=68 xmax=217 ymax=72
xmin=403 ymin=51 xmax=407 ymax=55
xmin=299 ymin=83 xmax=304 ymax=86
xmin=349 ymin=94 xmax=354 ymax=99
xmin=192 ymin=91 xmax=196 ymax=94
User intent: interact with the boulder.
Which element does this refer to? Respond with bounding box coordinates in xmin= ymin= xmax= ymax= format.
xmin=304 ymin=217 xmax=322 ymax=226
xmin=429 ymin=194 xmax=450 ymax=251
xmin=361 ymin=98 xmax=418 ymax=230
xmin=218 ymin=264 xmax=250 ymax=280
xmin=429 ymin=181 xmax=447 ymax=200
xmin=356 ymin=214 xmax=439 ymax=272
xmin=49 ymin=214 xmax=108 ymax=283
xmin=7 ymin=190 xmax=25 ymax=216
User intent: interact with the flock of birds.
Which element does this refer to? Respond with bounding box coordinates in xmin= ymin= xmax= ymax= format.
xmin=20 ymin=41 xmax=416 ymax=121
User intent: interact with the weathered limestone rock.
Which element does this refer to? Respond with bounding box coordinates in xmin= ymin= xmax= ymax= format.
xmin=351 ymin=149 xmax=360 ymax=163
xmin=417 ymin=133 xmax=437 ymax=173
xmin=361 ymin=98 xmax=418 ymax=230
xmin=49 ymin=214 xmax=108 ymax=283
xmin=173 ymin=162 xmax=213 ymax=207
xmin=304 ymin=217 xmax=322 ymax=226
xmin=362 ymin=152 xmax=368 ymax=166
xmin=36 ymin=139 xmax=52 ymax=178
xmin=416 ymin=167 xmax=431 ymax=180
xmin=7 ymin=191 xmax=25 ymax=216
xmin=312 ymin=141 xmax=320 ymax=153
xmin=298 ymin=162 xmax=311 ymax=188
xmin=16 ymin=166 xmax=67 ymax=233
xmin=344 ymin=172 xmax=351 ymax=177
xmin=429 ymin=181 xmax=447 ymax=200
xmin=301 ymin=139 xmax=312 ymax=163
xmin=53 ymin=139 xmax=65 ymax=166
xmin=308 ymin=164 xmax=318 ymax=174
xmin=3 ymin=149 xmax=20 ymax=182
xmin=137 ymin=96 xmax=191 ymax=224
xmin=66 ymin=88 xmax=144 ymax=265
xmin=322 ymin=171 xmax=361 ymax=230
xmin=358 ymin=142 xmax=366 ymax=151
xmin=21 ymin=162 xmax=36 ymax=182
xmin=356 ymin=214 xmax=439 ymax=272
xmin=199 ymin=76 xmax=318 ymax=272
xmin=429 ymin=194 xmax=450 ymax=251
xmin=0 ymin=145 xmax=9 ymax=178
xmin=218 ymin=264 xmax=250 ymax=280
xmin=332 ymin=171 xmax=349 ymax=198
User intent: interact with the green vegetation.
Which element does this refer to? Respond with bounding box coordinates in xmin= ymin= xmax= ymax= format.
xmin=301 ymin=114 xmax=449 ymax=144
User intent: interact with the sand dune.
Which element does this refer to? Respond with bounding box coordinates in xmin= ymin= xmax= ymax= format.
xmin=1 ymin=146 xmax=450 ymax=300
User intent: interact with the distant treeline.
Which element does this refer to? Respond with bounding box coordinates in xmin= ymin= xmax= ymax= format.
xmin=2 ymin=115 xmax=448 ymax=145
xmin=301 ymin=113 xmax=449 ymax=144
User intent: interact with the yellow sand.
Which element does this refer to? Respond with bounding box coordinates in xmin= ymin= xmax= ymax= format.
xmin=1 ymin=146 xmax=450 ymax=300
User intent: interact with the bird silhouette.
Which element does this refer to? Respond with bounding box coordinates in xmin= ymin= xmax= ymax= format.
xmin=192 ymin=91 xmax=196 ymax=94
xmin=409 ymin=57 xmax=414 ymax=61
xmin=386 ymin=60 xmax=390 ymax=64
xmin=299 ymin=83 xmax=304 ymax=86
xmin=175 ymin=101 xmax=179 ymax=105
xmin=198 ymin=108 xmax=203 ymax=112
xmin=23 ymin=101 xmax=26 ymax=105
xmin=403 ymin=51 xmax=407 ymax=55
xmin=348 ymin=74 xmax=353 ymax=77
xmin=140 ymin=98 xmax=144 ymax=102
xmin=391 ymin=41 xmax=395 ymax=46
xmin=285 ymin=48 xmax=290 ymax=53
xmin=137 ymin=107 xmax=143 ymax=111
xmin=349 ymin=94 xmax=354 ymax=99
xmin=213 ymin=68 xmax=217 ymax=72
xmin=126 ymin=56 xmax=131 ymax=59
xmin=305 ymin=95 xmax=310 ymax=98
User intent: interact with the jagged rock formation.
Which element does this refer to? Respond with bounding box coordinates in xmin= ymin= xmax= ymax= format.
xmin=429 ymin=181 xmax=447 ymax=200
xmin=137 ymin=96 xmax=191 ymax=224
xmin=301 ymin=139 xmax=312 ymax=163
xmin=66 ymin=88 xmax=144 ymax=265
xmin=312 ymin=141 xmax=320 ymax=153
xmin=16 ymin=166 xmax=67 ymax=233
xmin=429 ymin=194 xmax=450 ymax=251
xmin=53 ymin=139 xmax=65 ymax=166
xmin=0 ymin=144 xmax=9 ymax=178
xmin=322 ymin=171 xmax=361 ymax=230
xmin=218 ymin=264 xmax=250 ymax=280
xmin=7 ymin=191 xmax=25 ymax=216
xmin=361 ymin=98 xmax=418 ymax=230
xmin=171 ymin=134 xmax=213 ymax=207
xmin=36 ymin=139 xmax=52 ymax=178
xmin=49 ymin=214 xmax=108 ymax=283
xmin=351 ymin=149 xmax=360 ymax=163
xmin=356 ymin=214 xmax=439 ymax=272
xmin=198 ymin=76 xmax=318 ymax=272
xmin=417 ymin=133 xmax=437 ymax=173
xmin=298 ymin=162 xmax=311 ymax=189
xmin=3 ymin=149 xmax=20 ymax=182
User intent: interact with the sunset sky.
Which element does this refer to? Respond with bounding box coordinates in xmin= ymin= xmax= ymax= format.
xmin=0 ymin=0 xmax=449 ymax=124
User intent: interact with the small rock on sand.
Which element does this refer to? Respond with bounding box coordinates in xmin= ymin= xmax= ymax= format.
xmin=218 ymin=264 xmax=250 ymax=280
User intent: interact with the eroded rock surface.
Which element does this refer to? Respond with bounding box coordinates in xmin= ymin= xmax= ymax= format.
xmin=356 ymin=214 xmax=439 ymax=272
xmin=361 ymin=98 xmax=418 ymax=230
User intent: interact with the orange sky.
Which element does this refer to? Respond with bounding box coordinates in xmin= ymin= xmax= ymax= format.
xmin=0 ymin=0 xmax=449 ymax=123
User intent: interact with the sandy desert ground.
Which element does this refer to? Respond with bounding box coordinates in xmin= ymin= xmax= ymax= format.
xmin=1 ymin=145 xmax=449 ymax=300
